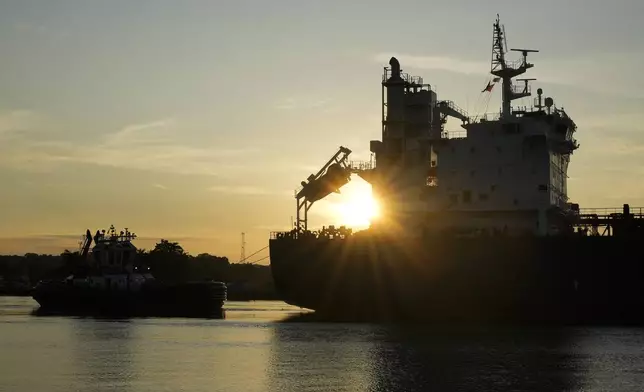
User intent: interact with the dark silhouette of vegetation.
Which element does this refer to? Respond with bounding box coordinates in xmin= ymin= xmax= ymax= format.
xmin=0 ymin=239 xmax=277 ymax=300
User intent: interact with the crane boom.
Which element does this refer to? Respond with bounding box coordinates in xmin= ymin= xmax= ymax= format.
xmin=295 ymin=146 xmax=353 ymax=232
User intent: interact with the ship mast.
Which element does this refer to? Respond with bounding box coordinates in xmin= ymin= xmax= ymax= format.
xmin=491 ymin=15 xmax=539 ymax=119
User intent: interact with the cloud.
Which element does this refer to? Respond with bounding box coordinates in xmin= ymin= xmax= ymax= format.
xmin=13 ymin=22 xmax=70 ymax=39
xmin=374 ymin=53 xmax=487 ymax=76
xmin=104 ymin=119 xmax=174 ymax=145
xmin=0 ymin=118 xmax=257 ymax=176
xmin=275 ymin=97 xmax=329 ymax=110
xmin=0 ymin=234 xmax=84 ymax=256
xmin=374 ymin=52 xmax=644 ymax=98
xmin=209 ymin=185 xmax=292 ymax=197
xmin=253 ymin=224 xmax=292 ymax=231
xmin=0 ymin=110 xmax=38 ymax=134
xmin=152 ymin=184 xmax=168 ymax=190
xmin=588 ymin=137 xmax=644 ymax=156
xmin=580 ymin=113 xmax=644 ymax=133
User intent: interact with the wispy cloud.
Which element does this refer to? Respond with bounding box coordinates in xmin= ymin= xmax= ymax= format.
xmin=152 ymin=183 xmax=168 ymax=190
xmin=374 ymin=53 xmax=487 ymax=76
xmin=209 ymin=185 xmax=292 ymax=197
xmin=253 ymin=224 xmax=293 ymax=231
xmin=13 ymin=22 xmax=70 ymax=39
xmin=104 ymin=119 xmax=175 ymax=145
xmin=0 ymin=118 xmax=256 ymax=176
xmin=587 ymin=137 xmax=644 ymax=156
xmin=0 ymin=110 xmax=37 ymax=134
xmin=275 ymin=97 xmax=329 ymax=110
xmin=0 ymin=234 xmax=84 ymax=256
xmin=374 ymin=52 xmax=644 ymax=98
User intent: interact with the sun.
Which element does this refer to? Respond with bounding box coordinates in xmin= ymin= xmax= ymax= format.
xmin=322 ymin=179 xmax=380 ymax=229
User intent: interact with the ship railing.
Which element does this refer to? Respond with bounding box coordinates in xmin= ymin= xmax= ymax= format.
xmin=513 ymin=106 xmax=546 ymax=115
xmin=271 ymin=230 xmax=314 ymax=240
xmin=578 ymin=207 xmax=644 ymax=216
xmin=382 ymin=69 xmax=430 ymax=88
xmin=271 ymin=226 xmax=354 ymax=240
xmin=270 ymin=231 xmax=290 ymax=240
xmin=504 ymin=59 xmax=526 ymax=70
xmin=442 ymin=130 xmax=467 ymax=139
xmin=349 ymin=160 xmax=373 ymax=171
xmin=437 ymin=100 xmax=469 ymax=120
xmin=511 ymin=84 xmax=531 ymax=95
xmin=475 ymin=112 xmax=502 ymax=122
xmin=408 ymin=75 xmax=424 ymax=85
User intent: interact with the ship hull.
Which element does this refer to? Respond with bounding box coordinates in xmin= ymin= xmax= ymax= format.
xmin=270 ymin=234 xmax=644 ymax=324
xmin=32 ymin=281 xmax=227 ymax=318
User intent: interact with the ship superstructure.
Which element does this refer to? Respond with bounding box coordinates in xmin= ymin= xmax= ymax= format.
xmin=294 ymin=16 xmax=579 ymax=237
xmin=82 ymin=226 xmax=152 ymax=292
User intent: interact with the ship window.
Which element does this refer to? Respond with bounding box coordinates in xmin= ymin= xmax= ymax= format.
xmin=470 ymin=170 xmax=475 ymax=177
xmin=491 ymin=185 xmax=497 ymax=192
xmin=538 ymin=184 xmax=548 ymax=192
xmin=449 ymin=194 xmax=458 ymax=204
xmin=470 ymin=147 xmax=476 ymax=154
xmin=498 ymin=167 xmax=503 ymax=175
xmin=463 ymin=190 xmax=472 ymax=203
xmin=513 ymin=198 xmax=519 ymax=206
xmin=479 ymin=193 xmax=489 ymax=201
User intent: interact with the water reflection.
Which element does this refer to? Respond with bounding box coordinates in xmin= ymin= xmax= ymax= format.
xmin=369 ymin=326 xmax=581 ymax=391
xmin=270 ymin=313 xmax=582 ymax=391
xmin=266 ymin=318 xmax=378 ymax=391
xmin=5 ymin=297 xmax=644 ymax=391
xmin=69 ymin=318 xmax=137 ymax=392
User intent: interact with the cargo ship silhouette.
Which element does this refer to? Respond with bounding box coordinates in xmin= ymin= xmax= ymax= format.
xmin=269 ymin=16 xmax=644 ymax=324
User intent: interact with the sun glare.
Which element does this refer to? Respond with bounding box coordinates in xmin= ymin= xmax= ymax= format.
xmin=322 ymin=180 xmax=380 ymax=229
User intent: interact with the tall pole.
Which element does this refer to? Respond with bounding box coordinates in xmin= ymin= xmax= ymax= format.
xmin=240 ymin=232 xmax=246 ymax=263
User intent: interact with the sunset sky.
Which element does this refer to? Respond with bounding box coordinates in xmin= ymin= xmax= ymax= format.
xmin=1 ymin=0 xmax=642 ymax=260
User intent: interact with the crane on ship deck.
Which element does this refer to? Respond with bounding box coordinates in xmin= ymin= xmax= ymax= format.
xmin=295 ymin=146 xmax=355 ymax=232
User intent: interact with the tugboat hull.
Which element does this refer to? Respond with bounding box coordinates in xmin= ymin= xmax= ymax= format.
xmin=269 ymin=235 xmax=644 ymax=324
xmin=33 ymin=281 xmax=227 ymax=318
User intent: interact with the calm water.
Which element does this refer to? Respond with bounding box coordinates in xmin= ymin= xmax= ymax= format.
xmin=2 ymin=296 xmax=644 ymax=391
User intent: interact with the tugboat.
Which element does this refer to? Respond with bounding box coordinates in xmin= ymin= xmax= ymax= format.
xmin=32 ymin=226 xmax=227 ymax=317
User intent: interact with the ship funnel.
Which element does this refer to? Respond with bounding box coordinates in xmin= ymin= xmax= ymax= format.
xmin=389 ymin=57 xmax=401 ymax=76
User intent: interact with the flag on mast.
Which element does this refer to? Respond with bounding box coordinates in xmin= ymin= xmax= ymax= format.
xmin=482 ymin=77 xmax=501 ymax=93
xmin=482 ymin=81 xmax=494 ymax=92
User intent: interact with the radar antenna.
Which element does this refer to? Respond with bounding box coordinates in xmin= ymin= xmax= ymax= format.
xmin=490 ymin=15 xmax=539 ymax=118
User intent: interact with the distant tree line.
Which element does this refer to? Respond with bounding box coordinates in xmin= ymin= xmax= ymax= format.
xmin=0 ymin=239 xmax=277 ymax=300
